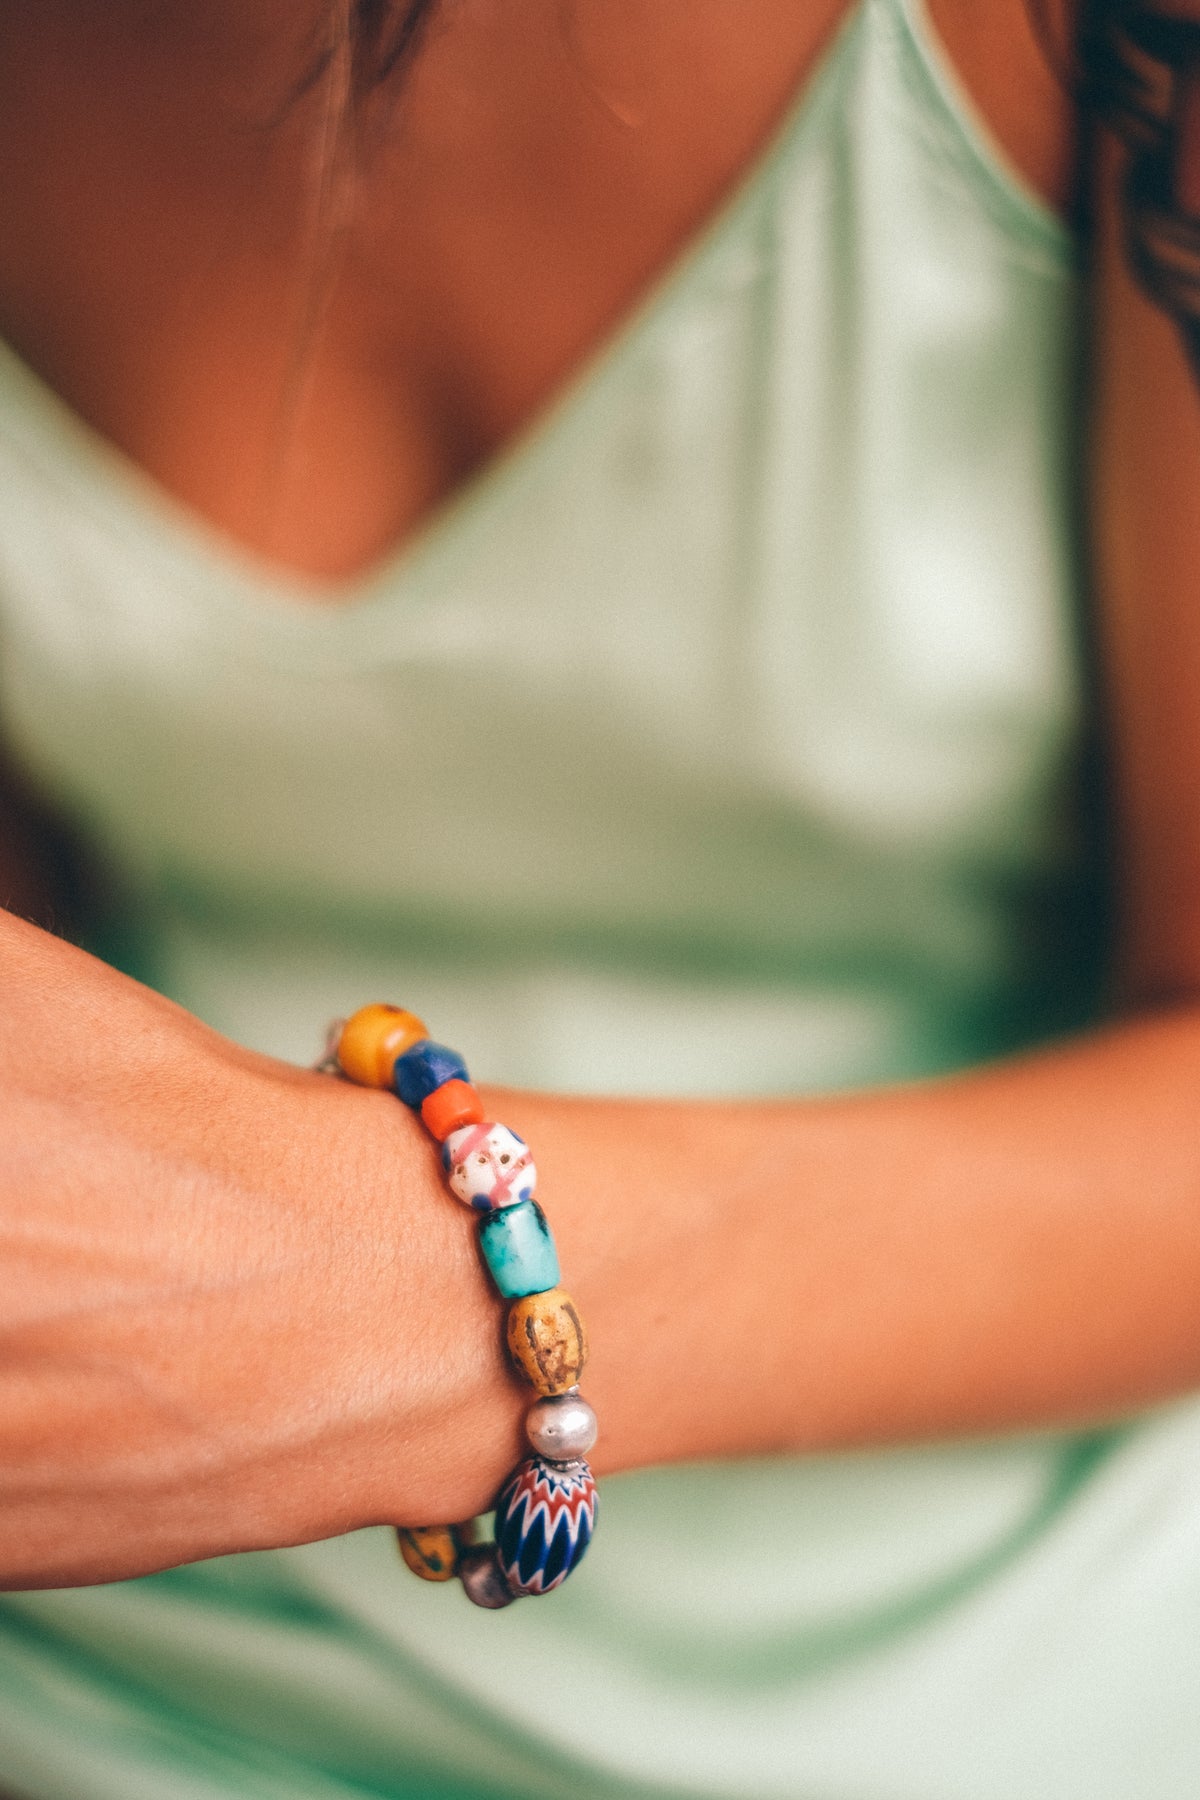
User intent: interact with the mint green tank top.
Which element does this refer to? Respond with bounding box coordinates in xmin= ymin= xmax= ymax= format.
xmin=0 ymin=2 xmax=1195 ymax=1796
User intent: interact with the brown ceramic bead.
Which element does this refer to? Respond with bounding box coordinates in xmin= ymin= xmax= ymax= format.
xmin=506 ymin=1287 xmax=588 ymax=1395
xmin=396 ymin=1523 xmax=462 ymax=1583
xmin=337 ymin=1004 xmax=428 ymax=1088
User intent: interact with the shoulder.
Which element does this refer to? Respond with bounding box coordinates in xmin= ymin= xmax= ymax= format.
xmin=925 ymin=0 xmax=1080 ymax=213
xmin=1082 ymin=5 xmax=1200 ymax=999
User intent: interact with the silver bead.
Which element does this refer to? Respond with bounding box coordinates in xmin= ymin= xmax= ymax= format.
xmin=311 ymin=1017 xmax=347 ymax=1074
xmin=525 ymin=1392 xmax=598 ymax=1462
xmin=459 ymin=1545 xmax=517 ymax=1610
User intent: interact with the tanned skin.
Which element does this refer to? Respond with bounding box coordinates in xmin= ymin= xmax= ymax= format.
xmin=0 ymin=2 xmax=1197 ymax=1590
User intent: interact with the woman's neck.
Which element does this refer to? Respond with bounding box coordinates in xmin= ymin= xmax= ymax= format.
xmin=0 ymin=0 xmax=1071 ymax=586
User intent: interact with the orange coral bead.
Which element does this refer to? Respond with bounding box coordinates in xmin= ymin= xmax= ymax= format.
xmin=421 ymin=1078 xmax=484 ymax=1140
xmin=337 ymin=1004 xmax=428 ymax=1088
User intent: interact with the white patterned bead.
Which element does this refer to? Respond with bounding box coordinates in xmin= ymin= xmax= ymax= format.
xmin=441 ymin=1122 xmax=537 ymax=1212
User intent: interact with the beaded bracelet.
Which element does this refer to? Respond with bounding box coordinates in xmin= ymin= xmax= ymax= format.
xmin=322 ymin=1004 xmax=597 ymax=1610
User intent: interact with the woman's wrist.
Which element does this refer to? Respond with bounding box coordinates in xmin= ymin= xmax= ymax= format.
xmin=281 ymin=1066 xmax=528 ymax=1535
xmin=327 ymin=1011 xmax=601 ymax=1604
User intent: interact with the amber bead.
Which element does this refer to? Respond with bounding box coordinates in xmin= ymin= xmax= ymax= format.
xmin=337 ymin=1005 xmax=428 ymax=1089
xmin=506 ymin=1287 xmax=588 ymax=1395
xmin=397 ymin=1523 xmax=462 ymax=1583
xmin=421 ymin=1078 xmax=484 ymax=1141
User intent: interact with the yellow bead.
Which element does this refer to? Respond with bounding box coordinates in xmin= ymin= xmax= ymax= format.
xmin=506 ymin=1288 xmax=588 ymax=1395
xmin=397 ymin=1523 xmax=461 ymax=1582
xmin=337 ymin=1005 xmax=428 ymax=1088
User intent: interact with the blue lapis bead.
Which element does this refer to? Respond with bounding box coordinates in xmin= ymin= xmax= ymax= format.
xmin=392 ymin=1040 xmax=469 ymax=1109
xmin=477 ymin=1199 xmax=560 ymax=1298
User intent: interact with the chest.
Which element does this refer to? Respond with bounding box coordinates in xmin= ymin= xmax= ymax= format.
xmin=0 ymin=0 xmax=848 ymax=583
xmin=0 ymin=0 xmax=1069 ymax=586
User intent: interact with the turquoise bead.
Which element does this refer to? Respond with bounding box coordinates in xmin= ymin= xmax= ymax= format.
xmin=478 ymin=1200 xmax=560 ymax=1298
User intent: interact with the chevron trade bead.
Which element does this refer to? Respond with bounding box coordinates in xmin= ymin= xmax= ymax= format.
xmin=441 ymin=1121 xmax=536 ymax=1211
xmin=506 ymin=1288 xmax=588 ymax=1394
xmin=337 ymin=1005 xmax=428 ymax=1088
xmin=393 ymin=1041 xmax=469 ymax=1109
xmin=420 ymin=1079 xmax=484 ymax=1141
xmin=477 ymin=1199 xmax=560 ymax=1298
xmin=396 ymin=1524 xmax=463 ymax=1583
xmin=493 ymin=1455 xmax=597 ymax=1597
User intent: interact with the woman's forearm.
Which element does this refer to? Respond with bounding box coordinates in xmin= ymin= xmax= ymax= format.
xmin=503 ymin=1006 xmax=1200 ymax=1483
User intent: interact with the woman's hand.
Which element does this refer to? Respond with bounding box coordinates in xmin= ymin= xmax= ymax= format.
xmin=0 ymin=908 xmax=526 ymax=1589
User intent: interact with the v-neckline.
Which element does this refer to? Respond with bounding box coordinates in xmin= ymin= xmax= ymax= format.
xmin=0 ymin=0 xmax=1065 ymax=647
xmin=0 ymin=0 xmax=865 ymax=634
